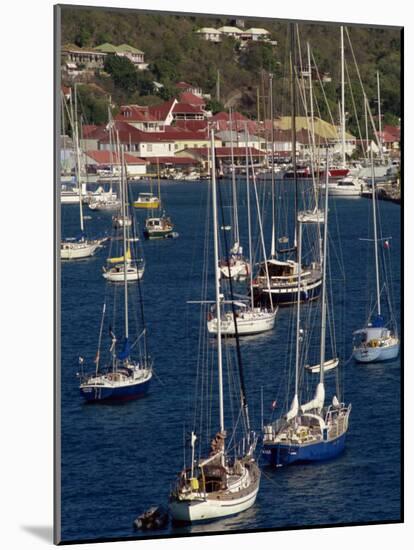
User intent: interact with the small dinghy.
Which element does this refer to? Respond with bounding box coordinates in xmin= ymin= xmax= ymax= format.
xmin=133 ymin=506 xmax=169 ymax=530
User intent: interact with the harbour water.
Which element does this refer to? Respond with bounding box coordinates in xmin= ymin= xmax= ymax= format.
xmin=60 ymin=180 xmax=401 ymax=542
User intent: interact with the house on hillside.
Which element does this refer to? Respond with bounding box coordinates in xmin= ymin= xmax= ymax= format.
xmin=114 ymin=101 xmax=177 ymax=131
xmin=379 ymin=125 xmax=400 ymax=151
xmin=61 ymin=42 xmax=148 ymax=74
xmin=216 ymin=130 xmax=266 ymax=150
xmin=172 ymin=102 xmax=206 ymax=121
xmin=83 ymin=150 xmax=147 ymax=176
xmin=94 ymin=43 xmax=148 ymax=70
xmin=196 ymin=26 xmax=275 ymax=45
xmin=175 ymin=81 xmax=203 ymax=97
xmin=195 ymin=28 xmax=222 ymax=43
xmin=211 ymin=111 xmax=259 ymax=134
xmin=93 ymin=120 xmax=220 ymax=158
xmin=217 ymin=26 xmax=244 ymax=39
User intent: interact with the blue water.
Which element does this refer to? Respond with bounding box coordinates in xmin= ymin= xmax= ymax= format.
xmin=60 ymin=180 xmax=401 ymax=542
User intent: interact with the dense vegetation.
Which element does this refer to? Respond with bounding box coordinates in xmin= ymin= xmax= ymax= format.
xmin=61 ymin=7 xmax=401 ymax=135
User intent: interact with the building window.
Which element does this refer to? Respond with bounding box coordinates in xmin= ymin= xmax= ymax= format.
xmin=147 ymin=144 xmax=152 ymax=152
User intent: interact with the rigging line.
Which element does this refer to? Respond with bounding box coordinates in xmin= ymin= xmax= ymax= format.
xmin=344 ymin=27 xmax=383 ymax=156
xmin=216 ymin=159 xmax=251 ymax=435
xmin=126 ymin=180 xmax=147 ymax=343
xmin=345 ymin=57 xmax=367 ymax=161
xmin=311 ymin=50 xmax=337 ymax=134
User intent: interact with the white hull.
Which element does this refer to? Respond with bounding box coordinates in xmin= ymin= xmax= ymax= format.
xmin=328 ymin=187 xmax=360 ymax=196
xmin=61 ymin=241 xmax=101 ymax=260
xmin=208 ymin=309 xmax=277 ymax=336
xmin=353 ymin=341 xmax=399 ymax=363
xmin=298 ymin=210 xmax=325 ymax=223
xmin=103 ymin=265 xmax=144 ymax=282
xmin=305 ymin=357 xmax=339 ymax=373
xmin=61 ymin=193 xmax=80 ymax=204
xmin=170 ymin=485 xmax=258 ymax=523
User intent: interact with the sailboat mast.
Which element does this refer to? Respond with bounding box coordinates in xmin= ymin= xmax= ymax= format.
xmin=108 ymin=102 xmax=114 ymax=195
xmin=121 ymin=148 xmax=129 ymax=339
xmin=340 ymin=26 xmax=346 ymax=168
xmin=377 ymin=71 xmax=383 ymax=162
xmin=73 ymin=84 xmax=84 ymax=233
xmin=245 ymin=133 xmax=254 ymax=309
xmin=294 ymin=221 xmax=303 ymax=399
xmin=229 ymin=109 xmax=239 ymax=246
xmin=291 ymin=24 xmax=299 ymax=256
xmin=269 ymin=73 xmax=276 ymax=258
xmin=211 ymin=128 xmax=225 ymax=434
xmin=371 ymin=155 xmax=381 ymax=316
xmin=319 ymin=162 xmax=330 ymax=386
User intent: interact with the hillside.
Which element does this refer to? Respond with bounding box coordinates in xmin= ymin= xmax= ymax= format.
xmin=60 ymin=6 xmax=402 ymax=133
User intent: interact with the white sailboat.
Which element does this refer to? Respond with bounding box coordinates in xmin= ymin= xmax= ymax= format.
xmin=352 ymin=160 xmax=399 ymax=363
xmin=103 ymin=150 xmax=145 ymax=283
xmin=79 ymin=150 xmax=152 ymax=402
xmin=219 ymin=109 xmax=250 ymax=280
xmin=252 ymin=41 xmax=322 ymax=306
xmin=208 ymin=135 xmax=277 ymax=336
xmin=262 ymin=157 xmax=351 ymax=466
xmin=169 ymin=128 xmax=260 ymax=523
xmin=60 ymin=87 xmax=104 ymax=260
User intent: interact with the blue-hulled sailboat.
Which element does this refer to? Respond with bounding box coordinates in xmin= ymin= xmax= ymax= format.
xmin=262 ymin=164 xmax=351 ymax=467
xmin=79 ymin=146 xmax=152 ymax=402
xmin=352 ymin=154 xmax=400 ymax=363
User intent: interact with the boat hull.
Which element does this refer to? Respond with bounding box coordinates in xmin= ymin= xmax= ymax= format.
xmin=169 ymin=488 xmax=258 ymax=523
xmin=262 ymin=432 xmax=347 ymax=467
xmin=353 ymin=342 xmax=400 ymax=363
xmin=208 ymin=311 xmax=276 ymax=336
xmin=143 ymin=229 xmax=174 ymax=240
xmin=254 ymin=280 xmax=322 ymax=306
xmin=80 ymin=377 xmax=151 ymax=402
xmin=103 ymin=268 xmax=144 ymax=282
xmin=61 ymin=242 xmax=100 ymax=260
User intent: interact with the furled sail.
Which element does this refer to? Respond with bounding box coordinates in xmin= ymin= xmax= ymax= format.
xmin=286 ymin=394 xmax=299 ymax=421
xmin=301 ymin=382 xmax=325 ymax=413
xmin=108 ymin=248 xmax=131 ymax=264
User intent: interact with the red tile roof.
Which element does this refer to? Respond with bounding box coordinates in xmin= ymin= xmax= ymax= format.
xmin=84 ymin=150 xmax=146 ymax=164
xmin=82 ymin=125 xmax=98 ymax=138
xmin=380 ymin=125 xmax=400 ymax=142
xmin=175 ymin=81 xmax=194 ymax=89
xmin=211 ymin=111 xmax=249 ymax=122
xmin=97 ymin=122 xmax=209 ymax=144
xmin=115 ymin=100 xmax=177 ymax=123
xmin=179 ymin=91 xmax=206 ymax=106
xmin=173 ymin=102 xmax=204 ymax=114
xmin=174 ymin=119 xmax=209 ymax=132
xmin=148 ymin=99 xmax=176 ymax=121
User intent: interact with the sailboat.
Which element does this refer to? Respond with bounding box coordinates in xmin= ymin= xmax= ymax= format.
xmin=169 ymin=128 xmax=260 ymax=522
xmin=207 ymin=136 xmax=277 ymax=336
xmin=143 ymin=159 xmax=176 ymax=239
xmin=60 ymin=86 xmax=105 ymax=260
xmin=103 ymin=149 xmax=145 ymax=283
xmin=252 ymin=32 xmax=322 ymax=306
xmin=79 ymin=150 xmax=152 ymax=402
xmin=262 ymin=164 xmax=351 ymax=466
xmin=352 ymin=159 xmax=399 ymax=363
xmin=219 ymin=109 xmax=250 ymax=280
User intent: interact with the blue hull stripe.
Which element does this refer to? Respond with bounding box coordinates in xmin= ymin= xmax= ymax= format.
xmin=262 ymin=433 xmax=346 ymax=466
xmin=80 ymin=378 xmax=151 ymax=403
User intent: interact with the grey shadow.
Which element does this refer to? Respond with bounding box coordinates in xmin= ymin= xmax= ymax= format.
xmin=21 ymin=525 xmax=53 ymax=543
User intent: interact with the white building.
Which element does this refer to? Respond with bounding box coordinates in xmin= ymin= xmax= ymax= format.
xmin=195 ymin=27 xmax=222 ymax=42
